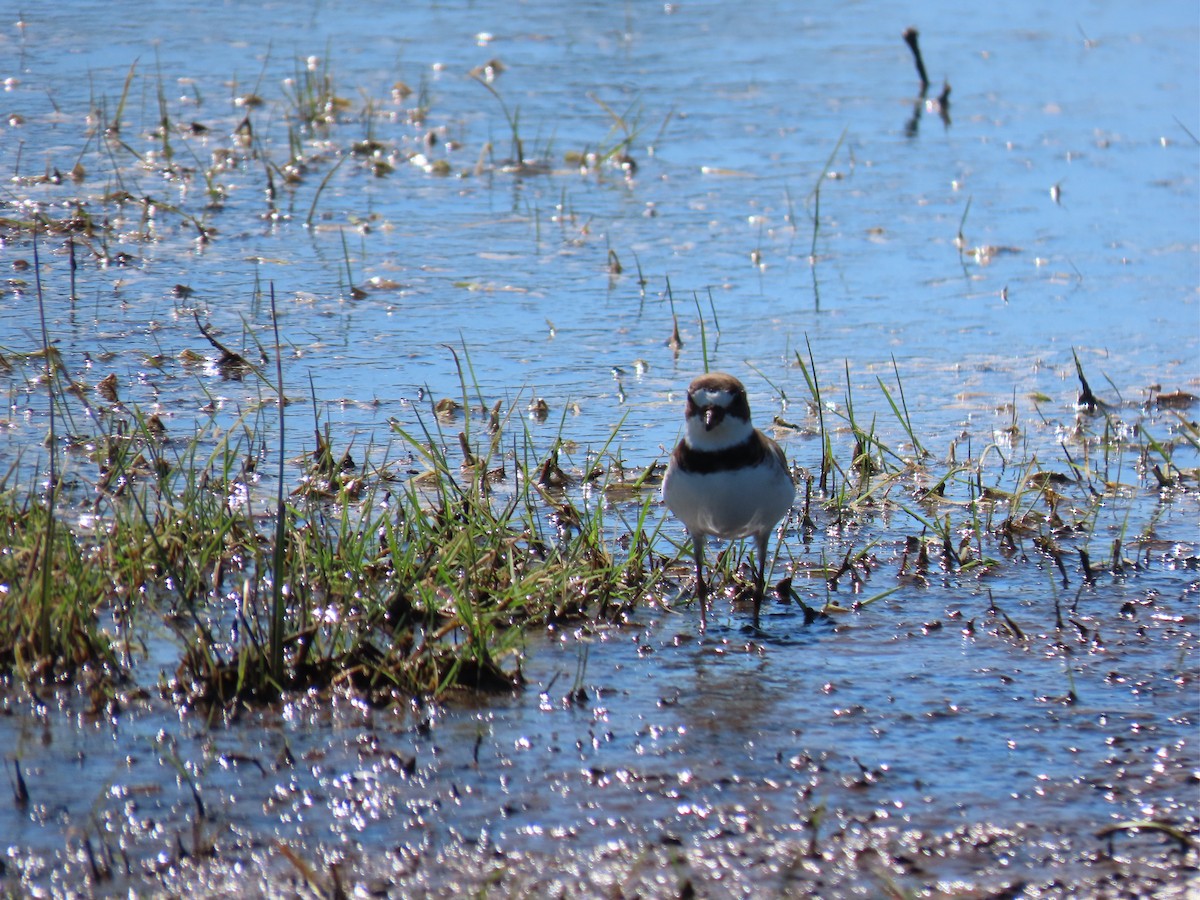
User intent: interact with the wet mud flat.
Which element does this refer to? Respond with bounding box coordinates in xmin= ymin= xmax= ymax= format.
xmin=4 ymin=575 xmax=1197 ymax=898
xmin=114 ymin=810 xmax=1200 ymax=898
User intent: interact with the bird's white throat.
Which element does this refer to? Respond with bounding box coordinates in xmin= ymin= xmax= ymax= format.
xmin=684 ymin=409 xmax=754 ymax=452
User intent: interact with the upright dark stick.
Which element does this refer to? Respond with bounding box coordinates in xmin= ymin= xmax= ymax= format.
xmin=903 ymin=27 xmax=930 ymax=94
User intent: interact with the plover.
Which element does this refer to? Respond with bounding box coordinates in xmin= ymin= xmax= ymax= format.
xmin=662 ymin=372 xmax=795 ymax=630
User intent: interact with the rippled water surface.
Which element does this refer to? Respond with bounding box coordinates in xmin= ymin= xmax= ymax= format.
xmin=1 ymin=0 xmax=1197 ymax=894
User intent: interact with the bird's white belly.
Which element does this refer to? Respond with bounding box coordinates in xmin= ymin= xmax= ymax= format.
xmin=663 ymin=462 xmax=794 ymax=540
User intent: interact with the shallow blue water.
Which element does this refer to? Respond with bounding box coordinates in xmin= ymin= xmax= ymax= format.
xmin=0 ymin=0 xmax=1196 ymax=890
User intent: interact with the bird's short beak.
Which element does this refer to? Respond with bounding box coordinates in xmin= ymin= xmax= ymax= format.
xmin=703 ymin=406 xmax=725 ymax=431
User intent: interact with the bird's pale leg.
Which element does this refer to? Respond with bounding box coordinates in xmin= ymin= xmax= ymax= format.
xmin=691 ymin=533 xmax=708 ymax=631
xmin=752 ymin=531 xmax=769 ymax=629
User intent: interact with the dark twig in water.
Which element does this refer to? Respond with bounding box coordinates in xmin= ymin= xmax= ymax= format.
xmin=936 ymin=80 xmax=952 ymax=119
xmin=903 ymin=27 xmax=930 ymax=94
xmin=1072 ymin=348 xmax=1104 ymax=411
xmin=1079 ymin=548 xmax=1095 ymax=584
xmin=10 ymin=758 xmax=29 ymax=806
xmin=193 ymin=311 xmax=255 ymax=379
xmin=902 ymin=28 xmax=952 ymax=134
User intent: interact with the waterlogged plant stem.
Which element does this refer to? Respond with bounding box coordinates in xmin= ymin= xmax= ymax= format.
xmin=796 ymin=334 xmax=833 ymax=491
xmin=269 ymin=284 xmax=287 ymax=686
xmin=691 ymin=291 xmax=709 ymax=373
xmin=956 ymin=196 xmax=973 ymax=266
xmin=33 ymin=233 xmax=54 ymax=660
xmin=809 ymin=127 xmax=847 ymax=262
xmin=305 ymin=153 xmax=348 ymax=227
xmin=473 ymin=76 xmax=524 ymax=164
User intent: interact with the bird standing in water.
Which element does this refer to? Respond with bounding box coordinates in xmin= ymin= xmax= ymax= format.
xmin=662 ymin=373 xmax=795 ymax=630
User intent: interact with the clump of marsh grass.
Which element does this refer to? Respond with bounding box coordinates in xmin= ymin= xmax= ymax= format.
xmin=166 ymin=358 xmax=666 ymax=706
xmin=0 ymin=488 xmax=121 ymax=685
xmin=0 ymin=267 xmax=667 ymax=708
xmin=0 ymin=240 xmax=119 ymax=690
xmin=471 ymin=76 xmax=555 ymax=176
xmin=655 ymin=337 xmax=1195 ymax=628
xmin=782 ymin=341 xmax=1198 ymax=607
xmin=653 ymin=312 xmax=1195 ymax=625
